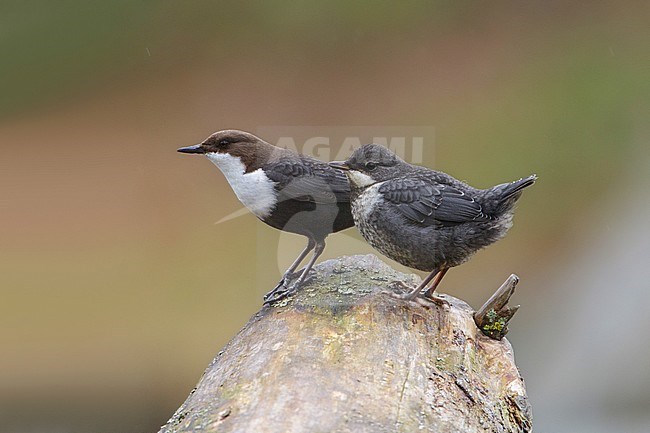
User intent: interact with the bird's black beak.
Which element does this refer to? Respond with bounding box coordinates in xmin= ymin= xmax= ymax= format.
xmin=177 ymin=144 xmax=205 ymax=154
xmin=329 ymin=160 xmax=350 ymax=171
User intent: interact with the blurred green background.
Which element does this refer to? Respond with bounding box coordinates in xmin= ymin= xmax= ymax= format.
xmin=1 ymin=1 xmax=649 ymax=432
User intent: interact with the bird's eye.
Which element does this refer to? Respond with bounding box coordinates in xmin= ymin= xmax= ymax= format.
xmin=219 ymin=139 xmax=230 ymax=146
xmin=365 ymin=162 xmax=377 ymax=171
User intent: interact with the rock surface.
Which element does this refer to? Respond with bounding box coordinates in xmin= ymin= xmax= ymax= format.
xmin=159 ymin=254 xmax=532 ymax=433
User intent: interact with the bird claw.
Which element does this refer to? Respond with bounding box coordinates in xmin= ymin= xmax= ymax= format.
xmin=263 ymin=279 xmax=292 ymax=304
xmin=380 ymin=282 xmax=450 ymax=308
xmin=390 ymin=280 xmax=411 ymax=290
xmin=263 ymin=287 xmax=292 ymax=305
xmin=381 ymin=288 xmax=418 ymax=301
xmin=379 ymin=281 xmax=417 ymax=300
xmin=263 ymin=272 xmax=312 ymax=305
xmin=418 ymin=293 xmax=451 ymax=308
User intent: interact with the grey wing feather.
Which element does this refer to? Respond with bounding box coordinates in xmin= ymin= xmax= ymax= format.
xmin=264 ymin=157 xmax=350 ymax=204
xmin=396 ymin=203 xmax=426 ymax=223
xmin=379 ymin=177 xmax=489 ymax=226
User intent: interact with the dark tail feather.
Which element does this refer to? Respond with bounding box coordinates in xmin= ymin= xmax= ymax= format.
xmin=500 ymin=174 xmax=537 ymax=200
xmin=493 ymin=174 xmax=537 ymax=214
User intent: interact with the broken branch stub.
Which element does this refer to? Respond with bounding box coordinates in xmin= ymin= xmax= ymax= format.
xmin=474 ymin=274 xmax=521 ymax=340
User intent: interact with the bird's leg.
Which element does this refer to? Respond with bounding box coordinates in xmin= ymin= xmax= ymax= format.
xmin=280 ymin=238 xmax=317 ymax=284
xmin=263 ymin=238 xmax=315 ymax=303
xmin=264 ymin=241 xmax=325 ymax=305
xmin=422 ymin=267 xmax=449 ymax=305
xmin=290 ymin=240 xmax=325 ymax=288
xmin=386 ymin=265 xmax=450 ymax=306
xmin=386 ymin=269 xmax=440 ymax=301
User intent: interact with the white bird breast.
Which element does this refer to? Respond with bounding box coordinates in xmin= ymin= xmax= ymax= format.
xmin=204 ymin=152 xmax=277 ymax=219
xmin=354 ymin=183 xmax=385 ymax=221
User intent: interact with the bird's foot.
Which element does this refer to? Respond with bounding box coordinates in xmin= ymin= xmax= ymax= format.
xmin=381 ymin=281 xmax=420 ymax=304
xmin=263 ymin=272 xmax=315 ymax=305
xmin=418 ymin=292 xmax=451 ymax=308
xmin=386 ymin=280 xmax=413 ymax=294
xmin=383 ymin=290 xmax=415 ymax=300
xmin=381 ymin=281 xmax=450 ymax=308
xmin=263 ymin=271 xmax=299 ymax=302
xmin=283 ymin=269 xmax=303 ymax=281
xmin=380 ymin=290 xmax=426 ymax=309
xmin=263 ymin=282 xmax=294 ymax=305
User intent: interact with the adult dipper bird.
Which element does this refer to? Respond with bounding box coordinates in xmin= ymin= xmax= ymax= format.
xmin=178 ymin=130 xmax=354 ymax=303
xmin=330 ymin=144 xmax=536 ymax=302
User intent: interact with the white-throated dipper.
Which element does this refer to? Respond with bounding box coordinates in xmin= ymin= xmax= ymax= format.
xmin=330 ymin=144 xmax=536 ymax=302
xmin=178 ymin=130 xmax=354 ymax=303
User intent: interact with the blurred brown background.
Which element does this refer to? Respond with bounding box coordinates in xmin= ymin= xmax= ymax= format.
xmin=1 ymin=2 xmax=649 ymax=432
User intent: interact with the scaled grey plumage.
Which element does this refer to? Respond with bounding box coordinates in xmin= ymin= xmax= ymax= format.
xmin=330 ymin=144 xmax=536 ymax=301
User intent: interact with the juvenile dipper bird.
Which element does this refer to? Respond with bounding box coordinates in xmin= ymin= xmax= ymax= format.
xmin=330 ymin=144 xmax=536 ymax=302
xmin=178 ymin=130 xmax=354 ymax=303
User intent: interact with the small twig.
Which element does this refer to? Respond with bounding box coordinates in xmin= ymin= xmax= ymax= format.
xmin=474 ymin=274 xmax=520 ymax=340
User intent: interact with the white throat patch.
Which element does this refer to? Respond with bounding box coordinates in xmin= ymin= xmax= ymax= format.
xmin=205 ymin=152 xmax=277 ymax=219
xmin=346 ymin=170 xmax=377 ymax=188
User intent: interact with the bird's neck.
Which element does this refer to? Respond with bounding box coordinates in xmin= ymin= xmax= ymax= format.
xmin=205 ymin=152 xmax=277 ymax=219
